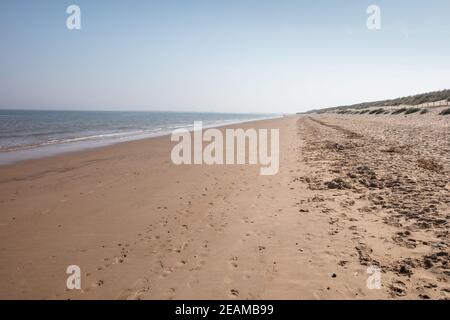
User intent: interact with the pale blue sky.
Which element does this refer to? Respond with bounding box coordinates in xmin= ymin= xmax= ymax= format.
xmin=0 ymin=0 xmax=449 ymax=113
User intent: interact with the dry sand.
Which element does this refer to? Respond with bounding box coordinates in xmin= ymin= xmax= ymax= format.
xmin=0 ymin=114 xmax=449 ymax=300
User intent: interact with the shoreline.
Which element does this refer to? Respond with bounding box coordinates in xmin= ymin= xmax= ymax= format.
xmin=0 ymin=115 xmax=283 ymax=167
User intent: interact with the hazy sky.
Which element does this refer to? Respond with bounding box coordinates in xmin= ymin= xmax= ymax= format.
xmin=1 ymin=0 xmax=449 ymax=113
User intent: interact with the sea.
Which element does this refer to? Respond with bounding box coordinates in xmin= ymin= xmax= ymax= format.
xmin=0 ymin=109 xmax=279 ymax=165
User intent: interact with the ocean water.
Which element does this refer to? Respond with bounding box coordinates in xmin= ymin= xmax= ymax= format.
xmin=0 ymin=110 xmax=278 ymax=165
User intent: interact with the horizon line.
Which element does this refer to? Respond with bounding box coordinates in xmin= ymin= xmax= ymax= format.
xmin=0 ymin=107 xmax=285 ymax=115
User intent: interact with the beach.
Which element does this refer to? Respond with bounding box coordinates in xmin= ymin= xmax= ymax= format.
xmin=0 ymin=113 xmax=449 ymax=300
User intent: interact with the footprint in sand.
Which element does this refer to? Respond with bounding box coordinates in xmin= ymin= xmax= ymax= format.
xmin=229 ymin=289 xmax=240 ymax=297
xmin=228 ymin=256 xmax=239 ymax=269
xmin=117 ymin=278 xmax=150 ymax=300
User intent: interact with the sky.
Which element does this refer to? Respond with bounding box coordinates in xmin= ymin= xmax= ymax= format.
xmin=0 ymin=0 xmax=449 ymax=114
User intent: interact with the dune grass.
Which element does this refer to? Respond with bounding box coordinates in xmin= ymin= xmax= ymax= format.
xmin=404 ymin=108 xmax=421 ymax=115
xmin=369 ymin=108 xmax=384 ymax=115
xmin=391 ymin=108 xmax=407 ymax=115
xmin=439 ymin=108 xmax=450 ymax=115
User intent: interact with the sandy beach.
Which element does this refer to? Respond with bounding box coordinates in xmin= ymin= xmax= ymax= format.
xmin=0 ymin=113 xmax=449 ymax=300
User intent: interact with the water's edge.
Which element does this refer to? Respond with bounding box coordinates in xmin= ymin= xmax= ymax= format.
xmin=0 ymin=115 xmax=283 ymax=166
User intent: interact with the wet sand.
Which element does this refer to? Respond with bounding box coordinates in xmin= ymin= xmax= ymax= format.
xmin=0 ymin=113 xmax=449 ymax=300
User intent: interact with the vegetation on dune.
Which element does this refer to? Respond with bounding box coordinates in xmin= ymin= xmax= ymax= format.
xmin=391 ymin=108 xmax=407 ymax=115
xmin=372 ymin=108 xmax=385 ymax=115
xmin=327 ymin=106 xmax=443 ymax=117
xmin=404 ymin=108 xmax=421 ymax=115
xmin=306 ymin=89 xmax=450 ymax=114
xmin=323 ymin=107 xmax=447 ymax=117
xmin=439 ymin=108 xmax=450 ymax=116
xmin=336 ymin=109 xmax=385 ymax=115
